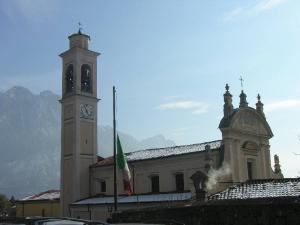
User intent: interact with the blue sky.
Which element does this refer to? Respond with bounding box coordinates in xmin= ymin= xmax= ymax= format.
xmin=0 ymin=0 xmax=300 ymax=177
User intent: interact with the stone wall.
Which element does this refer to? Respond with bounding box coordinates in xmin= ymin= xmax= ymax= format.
xmin=113 ymin=198 xmax=300 ymax=225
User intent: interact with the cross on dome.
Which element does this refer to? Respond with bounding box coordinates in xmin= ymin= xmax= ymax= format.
xmin=239 ymin=76 xmax=244 ymax=90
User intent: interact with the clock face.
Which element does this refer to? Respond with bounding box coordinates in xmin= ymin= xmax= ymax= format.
xmin=80 ymin=104 xmax=94 ymax=120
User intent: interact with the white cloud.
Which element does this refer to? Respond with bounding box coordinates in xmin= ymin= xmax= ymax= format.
xmin=1 ymin=0 xmax=59 ymax=23
xmin=192 ymin=108 xmax=208 ymax=115
xmin=169 ymin=126 xmax=201 ymax=141
xmin=163 ymin=95 xmax=185 ymax=101
xmin=223 ymin=0 xmax=287 ymax=22
xmin=254 ymin=0 xmax=287 ymax=12
xmin=223 ymin=7 xmax=246 ymax=22
xmin=158 ymin=101 xmax=208 ymax=114
xmin=265 ymin=99 xmax=300 ymax=112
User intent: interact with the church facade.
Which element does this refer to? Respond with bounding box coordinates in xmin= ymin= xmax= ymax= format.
xmin=59 ymin=31 xmax=283 ymax=221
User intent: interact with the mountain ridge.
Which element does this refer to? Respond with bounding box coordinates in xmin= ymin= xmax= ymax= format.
xmin=0 ymin=86 xmax=175 ymax=198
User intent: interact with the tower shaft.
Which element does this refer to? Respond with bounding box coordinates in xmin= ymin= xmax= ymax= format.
xmin=60 ymin=32 xmax=100 ymax=217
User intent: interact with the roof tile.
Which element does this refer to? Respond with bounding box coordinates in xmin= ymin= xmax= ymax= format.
xmin=92 ymin=140 xmax=222 ymax=167
xmin=209 ymin=178 xmax=300 ymax=200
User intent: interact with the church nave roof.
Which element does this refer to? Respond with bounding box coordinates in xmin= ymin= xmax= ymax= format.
xmin=93 ymin=140 xmax=222 ymax=167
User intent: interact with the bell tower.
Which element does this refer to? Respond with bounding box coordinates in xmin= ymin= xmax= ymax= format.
xmin=59 ymin=30 xmax=100 ymax=216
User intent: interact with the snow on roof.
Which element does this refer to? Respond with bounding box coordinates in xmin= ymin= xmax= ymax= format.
xmin=209 ymin=178 xmax=300 ymax=201
xmin=95 ymin=140 xmax=222 ymax=167
xmin=126 ymin=140 xmax=221 ymax=162
xmin=93 ymin=140 xmax=221 ymax=166
xmin=21 ymin=190 xmax=60 ymax=201
xmin=73 ymin=192 xmax=192 ymax=205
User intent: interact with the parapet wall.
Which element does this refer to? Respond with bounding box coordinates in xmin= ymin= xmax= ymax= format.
xmin=113 ymin=198 xmax=300 ymax=225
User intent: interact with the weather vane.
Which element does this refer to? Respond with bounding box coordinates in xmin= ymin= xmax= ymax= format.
xmin=78 ymin=22 xmax=82 ymax=34
xmin=239 ymin=76 xmax=244 ymax=90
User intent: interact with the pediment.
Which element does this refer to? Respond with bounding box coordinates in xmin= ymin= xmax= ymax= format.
xmin=228 ymin=108 xmax=273 ymax=138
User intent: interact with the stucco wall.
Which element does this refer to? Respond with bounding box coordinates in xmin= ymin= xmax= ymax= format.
xmin=90 ymin=150 xmax=223 ymax=196
xmin=16 ymin=200 xmax=60 ymax=217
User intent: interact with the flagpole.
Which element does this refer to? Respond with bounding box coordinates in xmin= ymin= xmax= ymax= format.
xmin=113 ymin=86 xmax=118 ymax=211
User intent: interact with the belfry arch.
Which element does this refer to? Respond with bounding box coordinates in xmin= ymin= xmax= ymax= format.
xmin=65 ymin=64 xmax=74 ymax=93
xmin=81 ymin=64 xmax=92 ymax=93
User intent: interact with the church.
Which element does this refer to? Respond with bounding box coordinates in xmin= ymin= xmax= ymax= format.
xmin=56 ymin=30 xmax=287 ymax=221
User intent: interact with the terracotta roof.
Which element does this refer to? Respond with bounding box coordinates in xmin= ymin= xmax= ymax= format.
xmin=96 ymin=156 xmax=114 ymax=166
xmin=92 ymin=140 xmax=222 ymax=167
xmin=97 ymin=155 xmax=105 ymax=161
xmin=21 ymin=189 xmax=60 ymax=201
xmin=209 ymin=178 xmax=300 ymax=201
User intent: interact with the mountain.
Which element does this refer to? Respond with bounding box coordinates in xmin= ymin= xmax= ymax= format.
xmin=99 ymin=126 xmax=175 ymax=156
xmin=0 ymin=86 xmax=175 ymax=198
xmin=0 ymin=87 xmax=61 ymax=199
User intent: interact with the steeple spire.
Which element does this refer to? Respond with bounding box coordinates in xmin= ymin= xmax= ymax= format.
xmin=256 ymin=94 xmax=265 ymax=118
xmin=223 ymin=83 xmax=234 ymax=117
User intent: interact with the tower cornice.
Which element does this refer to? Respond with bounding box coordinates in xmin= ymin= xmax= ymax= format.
xmin=59 ymin=47 xmax=100 ymax=58
xmin=59 ymin=94 xmax=100 ymax=103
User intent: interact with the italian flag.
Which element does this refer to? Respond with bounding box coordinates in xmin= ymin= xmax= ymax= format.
xmin=117 ymin=135 xmax=133 ymax=195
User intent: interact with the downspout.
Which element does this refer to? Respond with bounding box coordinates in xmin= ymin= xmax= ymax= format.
xmin=88 ymin=204 xmax=91 ymax=220
xmin=68 ymin=204 xmax=71 ymax=217
xmin=89 ymin=166 xmax=92 ymax=197
xmin=51 ymin=201 xmax=53 ymax=217
xmin=22 ymin=202 xmax=24 ymax=217
xmin=132 ymin=164 xmax=135 ymax=193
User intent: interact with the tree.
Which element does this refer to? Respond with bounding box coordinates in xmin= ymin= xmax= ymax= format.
xmin=0 ymin=193 xmax=11 ymax=217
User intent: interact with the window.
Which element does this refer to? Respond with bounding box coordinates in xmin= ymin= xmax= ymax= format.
xmin=247 ymin=161 xmax=253 ymax=180
xmin=100 ymin=181 xmax=106 ymax=193
xmin=65 ymin=64 xmax=74 ymax=93
xmin=81 ymin=64 xmax=92 ymax=93
xmin=151 ymin=175 xmax=159 ymax=193
xmin=175 ymin=173 xmax=184 ymax=192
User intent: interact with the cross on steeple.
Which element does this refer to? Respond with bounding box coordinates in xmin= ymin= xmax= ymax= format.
xmin=239 ymin=76 xmax=244 ymax=90
xmin=78 ymin=22 xmax=82 ymax=34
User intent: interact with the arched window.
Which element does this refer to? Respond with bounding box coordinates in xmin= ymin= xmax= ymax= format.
xmin=81 ymin=64 xmax=92 ymax=93
xmin=65 ymin=64 xmax=74 ymax=93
